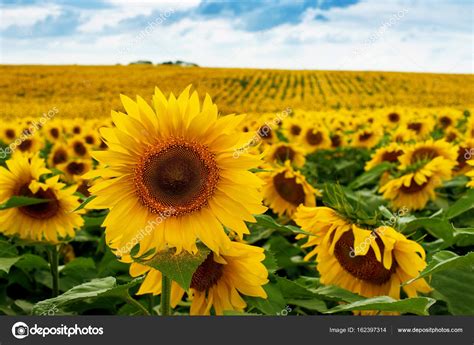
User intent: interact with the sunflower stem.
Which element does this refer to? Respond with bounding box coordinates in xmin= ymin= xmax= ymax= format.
xmin=160 ymin=275 xmax=172 ymax=316
xmin=47 ymin=245 xmax=59 ymax=298
xmin=125 ymin=295 xmax=150 ymax=316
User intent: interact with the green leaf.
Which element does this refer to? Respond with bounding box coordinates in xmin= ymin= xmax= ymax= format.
xmin=253 ymin=214 xmax=314 ymax=236
xmin=430 ymin=262 xmax=474 ymax=315
xmin=452 ymin=227 xmax=474 ymax=247
xmin=276 ymin=276 xmax=318 ymax=299
xmin=0 ymin=196 xmax=51 ymax=210
xmin=405 ymin=251 xmax=474 ymax=284
xmin=0 ymin=257 xmax=21 ymax=273
xmin=348 ymin=162 xmax=393 ymax=190
xmin=325 ymin=296 xmax=435 ymax=315
xmin=32 ymin=277 xmax=143 ymax=315
xmin=137 ymin=243 xmax=210 ymax=290
xmin=313 ymin=285 xmax=363 ymax=303
xmin=402 ymin=217 xmax=454 ymax=243
xmin=14 ymin=254 xmax=49 ymax=272
xmin=246 ymin=283 xmax=286 ymax=315
xmin=262 ymin=251 xmax=278 ymax=273
xmin=288 ymin=299 xmax=327 ymax=312
xmin=0 ymin=240 xmax=18 ymax=257
xmin=444 ymin=189 xmax=474 ymax=220
xmin=73 ymin=195 xmax=96 ymax=212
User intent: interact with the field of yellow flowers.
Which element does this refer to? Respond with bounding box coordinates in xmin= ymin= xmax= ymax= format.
xmin=0 ymin=65 xmax=473 ymax=316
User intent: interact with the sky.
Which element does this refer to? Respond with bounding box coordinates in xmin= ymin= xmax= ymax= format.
xmin=0 ymin=0 xmax=472 ymax=73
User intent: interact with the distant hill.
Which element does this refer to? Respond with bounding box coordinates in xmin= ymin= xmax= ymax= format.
xmin=158 ymin=60 xmax=199 ymax=67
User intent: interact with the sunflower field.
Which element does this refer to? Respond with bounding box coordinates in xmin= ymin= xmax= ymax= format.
xmin=0 ymin=65 xmax=473 ymax=317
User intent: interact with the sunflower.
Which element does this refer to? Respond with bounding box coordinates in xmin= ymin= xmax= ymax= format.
xmin=1 ymin=125 xmax=17 ymax=143
xmin=86 ymin=86 xmax=267 ymax=256
xmin=365 ymin=143 xmax=404 ymax=171
xmin=129 ymin=241 xmax=268 ymax=315
xmin=379 ymin=157 xmax=453 ymax=210
xmin=261 ymin=162 xmax=317 ymax=217
xmin=329 ymin=132 xmax=346 ymax=149
xmin=351 ymin=128 xmax=382 ymax=148
xmin=454 ymin=139 xmax=474 ymax=174
xmin=281 ymin=117 xmax=303 ymax=142
xmin=67 ymin=136 xmax=90 ymax=159
xmin=44 ymin=123 xmax=63 ymax=142
xmin=14 ymin=136 xmax=42 ymax=156
xmin=385 ymin=111 xmax=403 ymax=127
xmin=0 ymin=153 xmax=83 ymax=243
xmin=263 ymin=142 xmax=306 ymax=167
xmin=48 ymin=142 xmax=70 ymax=167
xmin=299 ymin=126 xmax=331 ymax=153
xmin=436 ymin=111 xmax=460 ymax=130
xmin=398 ymin=139 xmax=457 ymax=171
xmin=404 ymin=117 xmax=434 ymax=139
xmin=294 ymin=206 xmax=431 ymax=305
xmin=57 ymin=158 xmax=92 ymax=183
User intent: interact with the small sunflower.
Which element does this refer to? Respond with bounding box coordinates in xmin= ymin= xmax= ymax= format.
xmin=261 ymin=162 xmax=317 ymax=217
xmin=129 ymin=241 xmax=268 ymax=315
xmin=281 ymin=117 xmax=303 ymax=142
xmin=379 ymin=157 xmax=453 ymax=210
xmin=67 ymin=136 xmax=90 ymax=159
xmin=404 ymin=117 xmax=434 ymax=139
xmin=365 ymin=143 xmax=404 ymax=171
xmin=294 ymin=206 xmax=431 ymax=304
xmin=351 ymin=128 xmax=382 ymax=148
xmin=44 ymin=123 xmax=63 ymax=142
xmin=86 ymin=86 xmax=267 ymax=256
xmin=0 ymin=153 xmax=83 ymax=243
xmin=48 ymin=142 xmax=70 ymax=167
xmin=299 ymin=126 xmax=331 ymax=153
xmin=263 ymin=142 xmax=306 ymax=167
xmin=57 ymin=158 xmax=92 ymax=183
xmin=15 ymin=136 xmax=42 ymax=155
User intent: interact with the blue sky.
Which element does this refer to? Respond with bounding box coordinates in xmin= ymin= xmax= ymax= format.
xmin=0 ymin=0 xmax=472 ymax=73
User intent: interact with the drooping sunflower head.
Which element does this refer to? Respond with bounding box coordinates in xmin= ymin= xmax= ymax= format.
xmin=129 ymin=241 xmax=268 ymax=315
xmin=87 ymin=86 xmax=267 ymax=256
xmin=263 ymin=142 xmax=306 ymax=167
xmin=261 ymin=162 xmax=317 ymax=217
xmin=295 ymin=206 xmax=431 ymax=305
xmin=0 ymin=153 xmax=84 ymax=243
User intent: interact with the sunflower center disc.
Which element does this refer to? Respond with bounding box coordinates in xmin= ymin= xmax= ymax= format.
xmin=306 ymin=130 xmax=323 ymax=145
xmin=17 ymin=184 xmax=60 ymax=220
xmin=290 ymin=125 xmax=301 ymax=135
xmin=273 ymin=146 xmax=295 ymax=162
xmin=400 ymin=180 xmax=429 ymax=194
xmin=273 ymin=172 xmax=305 ymax=206
xmin=18 ymin=139 xmax=32 ymax=151
xmin=381 ymin=150 xmax=403 ymax=163
xmin=66 ymin=162 xmax=86 ymax=175
xmin=388 ymin=112 xmax=400 ymax=123
xmin=73 ymin=142 xmax=87 ymax=156
xmin=53 ymin=149 xmax=68 ymax=165
xmin=334 ymin=231 xmax=395 ymax=285
xmin=135 ymin=139 xmax=219 ymax=216
xmin=190 ymin=253 xmax=224 ymax=292
xmin=411 ymin=147 xmax=438 ymax=162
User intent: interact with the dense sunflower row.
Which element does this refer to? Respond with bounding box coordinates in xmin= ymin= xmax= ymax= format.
xmin=0 ymin=85 xmax=473 ymax=316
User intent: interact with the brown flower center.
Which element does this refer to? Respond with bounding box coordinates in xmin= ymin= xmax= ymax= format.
xmin=334 ymin=231 xmax=395 ymax=285
xmin=306 ymin=130 xmax=323 ymax=146
xmin=50 ymin=128 xmax=59 ymax=139
xmin=400 ymin=180 xmax=429 ymax=194
xmin=73 ymin=126 xmax=81 ymax=134
xmin=456 ymin=146 xmax=468 ymax=169
xmin=407 ymin=122 xmax=422 ymax=133
xmin=258 ymin=125 xmax=273 ymax=140
xmin=273 ymin=172 xmax=305 ymax=206
xmin=359 ymin=131 xmax=373 ymax=142
xmin=411 ymin=147 xmax=438 ymax=162
xmin=84 ymin=135 xmax=95 ymax=144
xmin=190 ymin=253 xmax=224 ymax=292
xmin=331 ymin=134 xmax=342 ymax=148
xmin=290 ymin=125 xmax=301 ymax=136
xmin=134 ymin=138 xmax=219 ymax=216
xmin=73 ymin=141 xmax=87 ymax=156
xmin=381 ymin=150 xmax=403 ymax=163
xmin=66 ymin=162 xmax=86 ymax=175
xmin=388 ymin=112 xmax=400 ymax=123
xmin=5 ymin=129 xmax=15 ymax=139
xmin=273 ymin=146 xmax=295 ymax=163
xmin=18 ymin=139 xmax=33 ymax=151
xmin=439 ymin=116 xmax=452 ymax=128
xmin=52 ymin=149 xmax=68 ymax=165
xmin=17 ymin=184 xmax=60 ymax=220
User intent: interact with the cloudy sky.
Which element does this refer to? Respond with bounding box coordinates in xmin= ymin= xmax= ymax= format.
xmin=0 ymin=0 xmax=472 ymax=73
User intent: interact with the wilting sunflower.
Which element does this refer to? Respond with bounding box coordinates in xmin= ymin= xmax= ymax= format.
xmin=379 ymin=157 xmax=453 ymax=210
xmin=263 ymin=142 xmax=306 ymax=167
xmin=0 ymin=153 xmax=83 ymax=243
xmin=86 ymin=86 xmax=267 ymax=256
xmin=129 ymin=241 xmax=268 ymax=315
xmin=294 ymin=206 xmax=431 ymax=304
xmin=261 ymin=162 xmax=317 ymax=217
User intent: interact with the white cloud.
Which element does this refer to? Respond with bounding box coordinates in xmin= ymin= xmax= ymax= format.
xmin=0 ymin=0 xmax=471 ymax=73
xmin=0 ymin=4 xmax=62 ymax=29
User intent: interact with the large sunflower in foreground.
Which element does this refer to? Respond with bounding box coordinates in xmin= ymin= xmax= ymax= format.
xmin=86 ymin=86 xmax=267 ymax=256
xmin=398 ymin=139 xmax=457 ymax=171
xmin=0 ymin=153 xmax=83 ymax=243
xmin=261 ymin=162 xmax=317 ymax=217
xmin=129 ymin=241 xmax=268 ymax=315
xmin=294 ymin=206 xmax=431 ymax=305
xmin=379 ymin=157 xmax=453 ymax=210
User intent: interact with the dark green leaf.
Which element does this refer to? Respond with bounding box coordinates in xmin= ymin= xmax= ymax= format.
xmin=0 ymin=196 xmax=51 ymax=210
